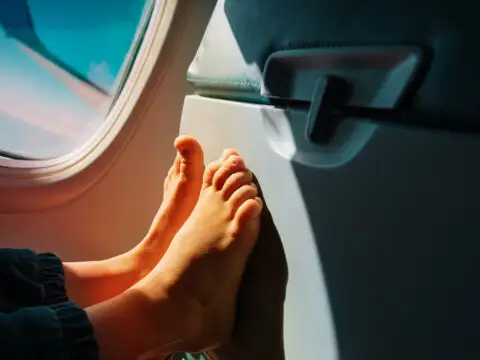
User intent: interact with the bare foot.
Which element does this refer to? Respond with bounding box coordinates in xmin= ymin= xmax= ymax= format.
xmin=134 ymin=152 xmax=263 ymax=355
xmin=63 ymin=136 xmax=206 ymax=309
xmin=133 ymin=135 xmax=205 ymax=275
xmin=207 ymin=176 xmax=288 ymax=360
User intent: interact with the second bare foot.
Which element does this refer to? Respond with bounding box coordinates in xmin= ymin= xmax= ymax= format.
xmin=134 ymin=152 xmax=263 ymax=355
xmin=206 ymin=177 xmax=288 ymax=360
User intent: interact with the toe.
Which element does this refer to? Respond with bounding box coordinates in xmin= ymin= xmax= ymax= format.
xmin=203 ymin=160 xmax=220 ymax=188
xmin=202 ymin=149 xmax=240 ymax=189
xmin=171 ymin=155 xmax=182 ymax=175
xmin=174 ymin=136 xmax=204 ymax=168
xmin=222 ymin=170 xmax=253 ymax=200
xmin=238 ymin=197 xmax=263 ymax=221
xmin=221 ymin=148 xmax=239 ymax=161
xmin=228 ymin=183 xmax=258 ymax=215
xmin=164 ymin=161 xmax=177 ymax=187
xmin=231 ymin=197 xmax=263 ymax=236
xmin=240 ymin=197 xmax=263 ymax=219
xmin=174 ymin=136 xmax=204 ymax=192
xmin=212 ymin=155 xmax=247 ymax=190
xmin=166 ymin=159 xmax=177 ymax=178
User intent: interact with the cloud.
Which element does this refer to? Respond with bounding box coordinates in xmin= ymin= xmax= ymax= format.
xmin=87 ymin=60 xmax=116 ymax=91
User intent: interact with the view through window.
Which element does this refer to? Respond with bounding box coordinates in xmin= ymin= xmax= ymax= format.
xmin=0 ymin=0 xmax=154 ymax=160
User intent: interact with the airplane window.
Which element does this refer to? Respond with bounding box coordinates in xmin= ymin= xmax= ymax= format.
xmin=0 ymin=0 xmax=155 ymax=160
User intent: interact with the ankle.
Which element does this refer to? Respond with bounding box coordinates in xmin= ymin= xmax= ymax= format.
xmin=132 ymin=275 xmax=205 ymax=352
xmin=128 ymin=235 xmax=166 ymax=280
xmin=153 ymin=282 xmax=232 ymax=353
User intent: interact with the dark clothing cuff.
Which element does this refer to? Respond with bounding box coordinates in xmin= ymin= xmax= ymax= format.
xmin=0 ymin=249 xmax=44 ymax=311
xmin=0 ymin=249 xmax=68 ymax=312
xmin=0 ymin=302 xmax=99 ymax=360
xmin=52 ymin=302 xmax=99 ymax=359
xmin=0 ymin=249 xmax=99 ymax=359
xmin=38 ymin=253 xmax=69 ymax=305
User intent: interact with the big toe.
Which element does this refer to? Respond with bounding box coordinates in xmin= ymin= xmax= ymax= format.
xmin=174 ymin=136 xmax=204 ymax=175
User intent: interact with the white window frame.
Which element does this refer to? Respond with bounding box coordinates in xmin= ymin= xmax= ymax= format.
xmin=0 ymin=0 xmax=179 ymax=212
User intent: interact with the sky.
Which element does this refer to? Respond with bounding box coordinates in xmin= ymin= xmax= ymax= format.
xmin=28 ymin=0 xmax=148 ymax=91
xmin=0 ymin=0 xmax=149 ymax=158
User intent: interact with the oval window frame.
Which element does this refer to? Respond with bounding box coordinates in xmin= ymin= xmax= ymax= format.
xmin=0 ymin=0 xmax=177 ymax=212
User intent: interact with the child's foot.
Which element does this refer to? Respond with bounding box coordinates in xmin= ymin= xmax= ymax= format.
xmin=135 ymin=152 xmax=263 ymax=353
xmin=63 ymin=136 xmax=207 ymax=309
xmin=133 ymin=136 xmax=205 ymax=275
xmin=207 ymin=177 xmax=288 ymax=360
